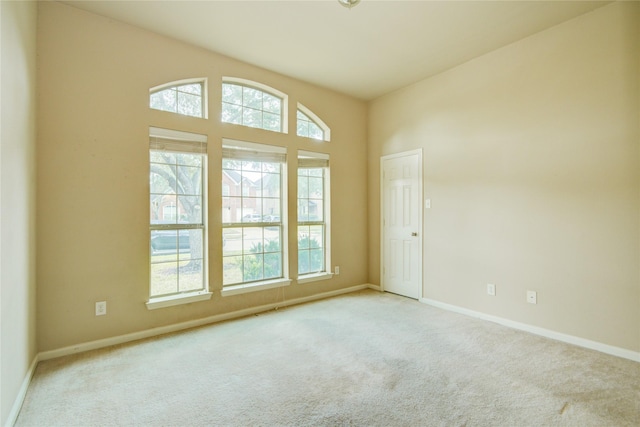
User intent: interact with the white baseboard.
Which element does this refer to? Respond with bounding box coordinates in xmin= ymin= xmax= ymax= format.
xmin=5 ymin=354 xmax=39 ymax=427
xmin=420 ymin=298 xmax=640 ymax=363
xmin=367 ymin=284 xmax=381 ymax=291
xmin=39 ymin=284 xmax=372 ymax=361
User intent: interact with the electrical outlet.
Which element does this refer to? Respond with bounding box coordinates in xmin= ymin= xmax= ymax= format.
xmin=526 ymin=291 xmax=537 ymax=304
xmin=95 ymin=301 xmax=107 ymax=316
xmin=487 ymin=283 xmax=496 ymax=296
xmin=334 ymin=266 xmax=340 ymax=275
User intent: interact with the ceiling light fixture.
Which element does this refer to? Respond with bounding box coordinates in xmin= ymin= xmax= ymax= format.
xmin=338 ymin=0 xmax=361 ymax=9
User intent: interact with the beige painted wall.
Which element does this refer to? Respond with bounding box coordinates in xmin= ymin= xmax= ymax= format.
xmin=37 ymin=2 xmax=368 ymax=352
xmin=368 ymin=2 xmax=639 ymax=352
xmin=0 ymin=0 xmax=38 ymax=424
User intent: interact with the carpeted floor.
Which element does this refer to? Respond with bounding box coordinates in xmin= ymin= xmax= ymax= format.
xmin=16 ymin=290 xmax=640 ymax=426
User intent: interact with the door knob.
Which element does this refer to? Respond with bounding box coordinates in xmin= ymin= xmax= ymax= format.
xmin=411 ymin=232 xmax=418 ymax=237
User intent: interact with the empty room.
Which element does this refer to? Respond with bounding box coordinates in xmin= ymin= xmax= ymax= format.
xmin=1 ymin=0 xmax=638 ymax=426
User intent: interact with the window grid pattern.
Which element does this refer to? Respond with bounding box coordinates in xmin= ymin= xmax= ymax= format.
xmin=222 ymin=159 xmax=283 ymax=285
xmin=150 ymin=150 xmax=206 ymax=298
xmin=222 ymin=83 xmax=282 ymax=132
xmin=296 ymin=110 xmax=324 ymax=140
xmin=150 ymin=83 xmax=204 ymax=118
xmin=298 ymin=167 xmax=325 ymax=275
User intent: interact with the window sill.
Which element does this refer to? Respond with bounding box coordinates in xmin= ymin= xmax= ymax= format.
xmin=221 ymin=278 xmax=292 ymax=297
xmin=297 ymin=272 xmax=334 ymax=284
xmin=146 ymin=291 xmax=212 ymax=310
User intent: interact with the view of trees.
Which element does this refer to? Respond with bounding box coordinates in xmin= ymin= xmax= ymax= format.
xmin=221 ymin=83 xmax=281 ymax=132
xmin=150 ymin=150 xmax=204 ymax=296
xmin=150 ymin=83 xmax=203 ymax=118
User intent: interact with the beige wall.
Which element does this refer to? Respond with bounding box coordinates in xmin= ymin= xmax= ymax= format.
xmin=368 ymin=2 xmax=639 ymax=352
xmin=1 ymin=0 xmax=38 ymax=424
xmin=36 ymin=2 xmax=368 ymax=352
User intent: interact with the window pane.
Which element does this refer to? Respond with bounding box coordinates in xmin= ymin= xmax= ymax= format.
xmin=178 ymin=259 xmax=203 ymax=292
xmin=297 ymin=120 xmax=309 ymax=137
xmin=263 ymin=227 xmax=280 ymax=252
xmin=298 ymin=226 xmax=310 ymax=249
xmin=309 ymin=199 xmax=323 ymax=222
xmin=309 ymin=248 xmax=324 ymax=273
xmin=151 ymin=230 xmax=178 ymax=256
xmin=222 ymin=103 xmax=242 ymax=124
xmin=177 ymin=92 xmax=202 ymax=118
xmin=150 ymin=88 xmax=176 ymax=113
xmin=309 ymin=176 xmax=323 ymax=198
xmin=222 ymin=82 xmax=283 ymax=133
xmin=263 ymin=93 xmax=281 ymax=114
xmin=179 ymin=83 xmax=201 ymax=95
xmin=262 ymin=199 xmax=280 ymax=221
xmin=151 ymin=262 xmax=179 ymax=296
xmin=243 ymin=254 xmax=264 ymax=282
xmin=151 ymin=82 xmax=205 ymax=118
xmin=243 ymin=227 xmax=263 ymax=254
xmin=242 ymin=87 xmax=263 ymax=109
xmin=262 ymin=174 xmax=280 ymax=198
xmin=264 ymin=253 xmax=281 ymax=279
xmin=309 ymin=226 xmax=323 ymax=249
xmin=223 ymin=255 xmax=243 ymax=285
xmin=150 ymin=163 xmax=177 ymax=194
xmin=298 ymin=250 xmax=310 ymax=275
xmin=309 ymin=123 xmax=323 ymax=140
xmin=222 ymin=83 xmax=242 ymax=105
xmin=298 ymin=175 xmax=309 ymax=198
xmin=263 ymin=112 xmax=281 ymax=132
xmin=176 ymin=166 xmax=202 ymax=195
xmin=178 ymin=195 xmax=202 ymax=223
xmin=223 ymin=228 xmax=243 ymax=256
xmin=176 ymin=153 xmax=202 ymax=167
xmin=223 ymin=197 xmax=241 ymax=224
xmin=298 ymin=199 xmax=309 ymax=222
xmin=243 ymin=107 xmax=262 ymax=129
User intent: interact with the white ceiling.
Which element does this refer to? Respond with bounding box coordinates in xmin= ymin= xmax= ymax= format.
xmin=60 ymin=0 xmax=610 ymax=101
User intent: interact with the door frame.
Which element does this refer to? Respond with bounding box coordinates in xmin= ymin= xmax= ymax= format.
xmin=380 ymin=149 xmax=424 ymax=299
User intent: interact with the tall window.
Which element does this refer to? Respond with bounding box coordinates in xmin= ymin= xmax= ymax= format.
xmin=149 ymin=128 xmax=207 ymax=299
xmin=150 ymin=80 xmax=206 ymax=118
xmin=221 ymin=78 xmax=286 ymax=133
xmin=298 ymin=151 xmax=330 ymax=278
xmin=222 ymin=140 xmax=287 ymax=287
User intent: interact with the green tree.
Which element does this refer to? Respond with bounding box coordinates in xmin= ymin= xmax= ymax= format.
xmin=150 ymin=152 xmax=203 ymax=272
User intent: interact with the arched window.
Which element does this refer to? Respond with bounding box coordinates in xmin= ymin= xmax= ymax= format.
xmin=149 ymin=79 xmax=207 ymax=118
xmin=222 ymin=78 xmax=287 ymax=133
xmin=297 ymin=103 xmax=330 ymax=142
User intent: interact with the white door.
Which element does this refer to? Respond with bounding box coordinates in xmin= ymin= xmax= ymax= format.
xmin=381 ymin=150 xmax=422 ymax=299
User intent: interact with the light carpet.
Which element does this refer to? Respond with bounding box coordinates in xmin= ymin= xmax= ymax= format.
xmin=16 ymin=290 xmax=640 ymax=426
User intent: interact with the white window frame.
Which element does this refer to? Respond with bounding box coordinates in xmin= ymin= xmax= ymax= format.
xmin=297 ymin=150 xmax=332 ymax=284
xmin=221 ymin=77 xmax=289 ymax=134
xmin=221 ymin=138 xmax=291 ymax=296
xmin=297 ymin=103 xmax=331 ymax=142
xmin=149 ymin=78 xmax=208 ymax=119
xmin=147 ymin=127 xmax=211 ymax=310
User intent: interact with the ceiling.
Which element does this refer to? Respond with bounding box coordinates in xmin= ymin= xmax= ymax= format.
xmin=60 ymin=0 xmax=610 ymax=101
